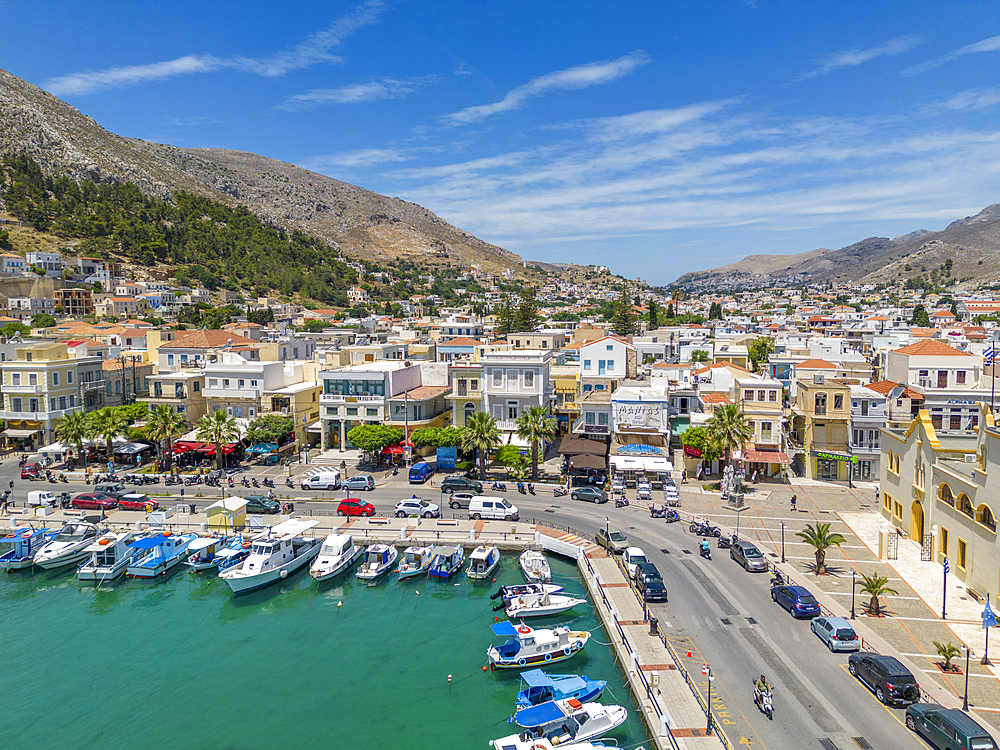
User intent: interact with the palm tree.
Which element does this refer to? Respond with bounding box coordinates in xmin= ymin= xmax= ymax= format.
xmin=796 ymin=522 xmax=846 ymax=575
xmin=933 ymin=640 xmax=961 ymax=671
xmin=86 ymin=407 xmax=127 ymax=461
xmin=195 ymin=409 xmax=240 ymax=472
xmin=857 ymin=572 xmax=898 ymax=616
xmin=705 ymin=403 xmax=753 ymax=466
xmin=54 ymin=410 xmax=89 ymax=468
xmin=461 ymin=412 xmax=501 ymax=481
xmin=516 ymin=405 xmax=557 ymax=481
xmin=146 ymin=404 xmax=188 ymax=469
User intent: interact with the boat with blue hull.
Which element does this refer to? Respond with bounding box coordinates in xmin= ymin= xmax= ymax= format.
xmin=0 ymin=527 xmax=52 ymax=571
xmin=487 ymin=621 xmax=590 ymax=670
xmin=127 ymin=532 xmax=198 ymax=578
xmin=515 ymin=669 xmax=607 ymax=709
xmin=428 ymin=545 xmax=464 ymax=579
xmin=184 ymin=536 xmax=230 ymax=572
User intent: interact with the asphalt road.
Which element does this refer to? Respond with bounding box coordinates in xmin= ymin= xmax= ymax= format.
xmin=6 ymin=462 xmax=923 ymax=750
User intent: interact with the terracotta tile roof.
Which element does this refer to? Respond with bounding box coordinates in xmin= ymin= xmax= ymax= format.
xmin=796 ymin=358 xmax=838 ymax=369
xmin=864 ymin=380 xmax=924 ymax=400
xmin=440 ymin=337 xmax=482 ymax=346
xmin=892 ymin=339 xmax=971 ymax=357
xmin=693 ymin=361 xmax=751 ymax=374
xmin=392 ymin=385 xmax=452 ymax=400
xmin=164 ymin=330 xmax=256 ymax=349
xmin=932 ymin=310 xmax=956 ymax=317
xmin=700 ymin=392 xmax=732 ymax=404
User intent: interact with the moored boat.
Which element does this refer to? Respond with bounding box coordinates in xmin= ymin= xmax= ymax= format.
xmin=491 ymin=583 xmax=563 ymax=601
xmin=489 ymin=741 xmax=617 ymax=750
xmin=219 ymin=519 xmax=321 ymax=594
xmin=127 ymin=532 xmax=198 ymax=578
xmin=519 ymin=549 xmax=551 ymax=584
xmin=504 ymin=590 xmax=587 ymax=619
xmin=355 ymin=543 xmax=399 ymax=581
xmin=493 ymin=697 xmax=627 ymax=748
xmin=428 ymin=545 xmax=464 ymax=579
xmin=78 ymin=531 xmax=144 ymax=582
xmin=0 ymin=527 xmax=52 ymax=571
xmin=515 ymin=669 xmax=607 ymax=709
xmin=467 ymin=545 xmax=500 ymax=580
xmin=487 ymin=621 xmax=590 ymax=669
xmin=184 ymin=536 xmax=228 ymax=572
xmin=396 ymin=545 xmax=433 ymax=581
xmin=34 ymin=521 xmax=100 ymax=569
xmin=310 ymin=533 xmax=363 ymax=581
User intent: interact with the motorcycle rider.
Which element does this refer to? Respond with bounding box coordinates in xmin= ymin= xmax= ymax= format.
xmin=754 ymin=674 xmax=770 ymax=705
xmin=700 ymin=538 xmax=710 ymax=556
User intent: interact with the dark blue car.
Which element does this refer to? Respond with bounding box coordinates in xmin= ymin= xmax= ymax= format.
xmin=771 ymin=584 xmax=820 ymax=618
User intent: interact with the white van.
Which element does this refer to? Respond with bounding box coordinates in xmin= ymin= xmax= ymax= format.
xmin=468 ymin=496 xmax=519 ymax=521
xmin=300 ymin=470 xmax=342 ymax=491
xmin=28 ymin=490 xmax=55 ymax=507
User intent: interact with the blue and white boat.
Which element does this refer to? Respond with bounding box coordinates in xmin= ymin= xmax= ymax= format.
xmin=467 ymin=545 xmax=501 ymax=580
xmin=0 ymin=527 xmax=52 ymax=571
xmin=78 ymin=531 xmax=144 ymax=582
xmin=396 ymin=544 xmax=433 ymax=581
xmin=183 ymin=536 xmax=230 ymax=572
xmin=216 ymin=535 xmax=253 ymax=573
xmin=428 ymin=545 xmax=464 ymax=579
xmin=34 ymin=521 xmax=100 ymax=569
xmin=516 ymin=669 xmax=607 ymax=709
xmin=493 ymin=698 xmax=627 ymax=749
xmin=355 ymin=543 xmax=398 ymax=581
xmin=127 ymin=532 xmax=198 ymax=578
xmin=487 ymin=621 xmax=590 ymax=670
xmin=310 ymin=533 xmax=364 ymax=581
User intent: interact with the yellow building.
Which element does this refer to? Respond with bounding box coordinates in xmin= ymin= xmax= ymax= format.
xmin=791 ymin=375 xmax=852 ymax=480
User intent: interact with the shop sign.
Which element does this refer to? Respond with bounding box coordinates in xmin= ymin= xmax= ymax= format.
xmin=812 ymin=450 xmax=857 ymax=463
xmin=618 ymin=444 xmax=663 ymax=456
xmin=584 ymin=424 xmax=609 ymax=434
xmin=683 ymin=445 xmax=703 ymax=458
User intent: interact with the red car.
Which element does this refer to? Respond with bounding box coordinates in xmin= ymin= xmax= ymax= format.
xmin=21 ymin=464 xmax=39 ymax=479
xmin=336 ymin=499 xmax=376 ymax=517
xmin=71 ymin=492 xmax=118 ymax=510
xmin=117 ymin=494 xmax=159 ymax=511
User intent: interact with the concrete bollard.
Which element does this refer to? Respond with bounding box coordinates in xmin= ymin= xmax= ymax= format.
xmin=534 ymin=530 xmax=540 ymax=544
xmin=659 ymin=714 xmax=670 ymax=736
xmin=134 ymin=520 xmax=142 ymax=532
xmin=200 ymin=522 xmax=207 ymax=533
xmin=399 ymin=526 xmax=407 ymax=540
xmin=629 ymin=651 xmax=638 ymax=674
xmin=469 ymin=528 xmax=476 ymax=541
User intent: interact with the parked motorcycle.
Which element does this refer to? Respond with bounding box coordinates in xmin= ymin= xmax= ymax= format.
xmin=241 ymin=477 xmax=250 ymax=488
xmin=492 ymin=481 xmax=508 ymax=492
xmin=251 ymin=477 xmax=260 ymax=488
xmin=689 ymin=520 xmax=722 ymax=537
xmin=615 ymin=497 xmax=629 ymax=508
xmin=717 ymin=535 xmax=732 ymax=549
xmin=263 ymin=477 xmax=274 ymax=488
xmin=59 ymin=492 xmax=71 ymax=509
xmin=650 ymin=505 xmax=666 ymax=518
xmin=527 ymin=484 xmax=535 ymax=496
xmin=285 ymin=477 xmax=294 ymax=488
xmin=665 ymin=509 xmax=680 ymax=523
xmin=553 ymin=486 xmax=566 ymax=497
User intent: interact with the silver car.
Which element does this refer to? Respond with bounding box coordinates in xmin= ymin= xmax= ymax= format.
xmin=810 ymin=616 xmax=860 ymax=652
xmin=394 ymin=498 xmax=441 ymax=518
xmin=730 ymin=540 xmax=768 ymax=571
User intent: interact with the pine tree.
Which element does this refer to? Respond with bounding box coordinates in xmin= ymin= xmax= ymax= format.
xmin=648 ymin=299 xmax=659 ymax=329
xmin=514 ymin=287 xmax=541 ymax=332
xmin=666 ymin=303 xmax=675 ymax=319
xmin=496 ymin=295 xmax=517 ymax=338
xmin=611 ymin=283 xmax=637 ymax=337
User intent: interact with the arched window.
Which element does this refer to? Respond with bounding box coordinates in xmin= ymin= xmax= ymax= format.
xmin=938 ymin=484 xmax=955 ymax=506
xmin=464 ymin=402 xmax=476 ymax=423
xmin=977 ymin=504 xmax=996 ymax=532
xmin=957 ymin=494 xmax=975 ymax=519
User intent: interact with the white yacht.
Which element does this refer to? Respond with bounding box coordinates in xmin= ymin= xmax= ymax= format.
xmin=492 ymin=698 xmax=627 ymax=749
xmin=504 ymin=590 xmax=588 ymax=619
xmin=519 ymin=549 xmax=551 ymax=584
xmin=78 ymin=531 xmax=143 ymax=582
xmin=355 ymin=543 xmax=399 ymax=581
xmin=34 ymin=521 xmax=100 ymax=569
xmin=397 ymin=545 xmax=434 ymax=581
xmin=310 ymin=533 xmax=363 ymax=582
xmin=219 ymin=519 xmax=321 ymax=594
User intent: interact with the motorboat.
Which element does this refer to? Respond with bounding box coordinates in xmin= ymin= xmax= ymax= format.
xmin=0 ymin=527 xmax=52 ymax=571
xmin=184 ymin=536 xmax=228 ymax=572
xmin=487 ymin=621 xmax=590 ymax=669
xmin=493 ymin=697 xmax=627 ymax=749
xmin=127 ymin=532 xmax=198 ymax=578
xmin=78 ymin=531 xmax=144 ymax=582
xmin=504 ymin=589 xmax=587 ymax=619
xmin=33 ymin=521 xmax=99 ymax=569
xmin=492 ymin=583 xmax=563 ymax=602
xmin=490 ymin=741 xmax=618 ymax=750
xmin=310 ymin=533 xmax=363 ymax=581
xmin=355 ymin=543 xmax=399 ymax=581
xmin=428 ymin=545 xmax=464 ymax=579
xmin=219 ymin=519 xmax=321 ymax=594
xmin=396 ymin=545 xmax=433 ymax=581
xmin=519 ymin=549 xmax=551 ymax=584
xmin=467 ymin=545 xmax=501 ymax=580
xmin=215 ymin=536 xmax=253 ymax=573
xmin=516 ymin=669 xmax=607 ymax=709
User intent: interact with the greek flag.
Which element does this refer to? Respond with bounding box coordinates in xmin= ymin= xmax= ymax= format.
xmin=987 ymin=344 xmax=995 ymax=366
xmin=348 ymin=382 xmax=355 ymax=395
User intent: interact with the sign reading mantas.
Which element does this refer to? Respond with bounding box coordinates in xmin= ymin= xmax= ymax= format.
xmin=612 ymin=402 xmax=662 ymax=430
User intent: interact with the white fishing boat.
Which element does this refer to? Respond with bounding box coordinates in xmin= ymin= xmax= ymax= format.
xmin=0 ymin=527 xmax=52 ymax=571
xmin=491 ymin=583 xmax=564 ymax=603
xmin=428 ymin=545 xmax=464 ymax=578
xmin=127 ymin=532 xmax=198 ymax=578
xmin=504 ymin=589 xmax=587 ymax=619
xmin=487 ymin=621 xmax=590 ymax=669
xmin=490 ymin=741 xmax=618 ymax=750
xmin=492 ymin=698 xmax=627 ymax=749
xmin=34 ymin=521 xmax=100 ymax=569
xmin=396 ymin=545 xmax=434 ymax=581
xmin=355 ymin=543 xmax=399 ymax=581
xmin=467 ymin=545 xmax=501 ymax=580
xmin=219 ymin=519 xmax=321 ymax=594
xmin=310 ymin=533 xmax=363 ymax=581
xmin=184 ymin=536 xmax=229 ymax=572
xmin=78 ymin=531 xmax=144 ymax=582
xmin=519 ymin=549 xmax=551 ymax=584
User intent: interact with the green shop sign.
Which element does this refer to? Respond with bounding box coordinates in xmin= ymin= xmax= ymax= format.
xmin=812 ymin=450 xmax=857 ymax=463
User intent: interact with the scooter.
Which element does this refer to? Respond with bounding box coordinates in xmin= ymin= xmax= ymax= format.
xmin=392 ymin=466 xmax=399 ymax=477
xmin=770 ymin=570 xmax=785 ymax=587
xmin=516 ymin=483 xmax=526 ymax=494
xmin=285 ymin=477 xmax=294 ymax=489
xmin=665 ymin=509 xmax=680 ymax=523
xmin=263 ymin=477 xmax=274 ymax=488
xmin=59 ymin=492 xmax=71 ymax=509
xmin=491 ymin=481 xmax=508 ymax=491
xmin=754 ymin=683 xmax=774 ymax=720
xmin=59 ymin=474 xmax=67 ymax=483
xmin=553 ymin=486 xmax=566 ymax=497
xmin=527 ymin=484 xmax=535 ymax=496
xmin=650 ymin=505 xmax=666 ymax=518
xmin=615 ymin=497 xmax=629 ymax=508
xmin=241 ymin=476 xmax=250 ymax=488
xmin=699 ymin=541 xmax=712 ymax=560
xmin=251 ymin=477 xmax=260 ymax=488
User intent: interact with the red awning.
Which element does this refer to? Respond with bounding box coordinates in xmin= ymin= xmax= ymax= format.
xmin=744 ymin=450 xmax=790 ymax=465
xmin=172 ymin=441 xmax=204 ymax=454
xmin=381 ymin=444 xmax=404 ymax=455
xmin=198 ymin=443 xmax=238 ymax=456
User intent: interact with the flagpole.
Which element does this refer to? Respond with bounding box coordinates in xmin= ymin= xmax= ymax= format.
xmin=984 ymin=594 xmax=994 ymax=666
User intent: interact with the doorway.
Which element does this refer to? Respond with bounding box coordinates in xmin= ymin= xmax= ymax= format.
xmin=910 ymin=500 xmax=924 ymax=542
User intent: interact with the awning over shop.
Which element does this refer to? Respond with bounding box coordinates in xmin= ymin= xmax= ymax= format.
xmin=609 ymin=455 xmax=674 ymax=474
xmin=246 ymin=443 xmax=278 ymax=454
xmin=114 ymin=442 xmax=150 ymax=455
xmin=557 ymin=436 xmax=606 ymax=456
xmin=569 ymin=453 xmax=606 ymax=470
xmin=744 ymin=449 xmax=790 ymax=465
xmin=172 ymin=441 xmax=204 ymax=454
xmin=4 ymin=428 xmax=41 ymax=438
xmin=306 ymin=420 xmax=323 ymax=433
xmin=197 ymin=443 xmax=238 ymax=456
xmin=380 ymin=444 xmax=404 ymax=455
xmin=503 ymin=432 xmax=531 ymax=449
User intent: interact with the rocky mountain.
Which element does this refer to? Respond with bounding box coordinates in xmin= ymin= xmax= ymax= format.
xmin=0 ymin=67 xmax=520 ymax=273
xmin=674 ymin=201 xmax=1000 ymax=290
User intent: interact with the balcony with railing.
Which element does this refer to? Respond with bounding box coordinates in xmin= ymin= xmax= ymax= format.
xmin=320 ymin=393 xmax=384 ymax=404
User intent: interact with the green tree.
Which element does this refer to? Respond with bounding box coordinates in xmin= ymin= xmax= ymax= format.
xmin=748 ymin=336 xmax=775 ymax=371
xmin=666 ymin=303 xmax=675 ymax=319
xmin=461 ymin=412 xmax=501 ymax=481
xmin=31 ymin=312 xmax=56 ymax=328
xmin=115 ymin=402 xmax=149 ymax=424
xmin=1 ymin=321 xmax=30 ymax=339
xmin=647 ymin=299 xmax=659 ymax=330
xmin=86 ymin=407 xmax=127 ymax=459
xmin=245 ymin=414 xmax=294 ymax=446
xmin=495 ymin=295 xmax=517 ymax=338
xmin=680 ymin=426 xmax=722 ymax=461
xmin=145 ymin=404 xmax=188 ymax=469
xmin=0 ymin=229 xmax=11 ymax=251
xmin=709 ymin=302 xmax=723 ymax=320
xmin=410 ymin=426 xmax=464 ymax=448
xmin=611 ymin=282 xmax=637 ymax=337
xmin=514 ymin=288 xmax=541 ymax=332
xmin=691 ymin=349 xmax=710 ymax=363
xmin=54 ymin=410 xmax=89 ymax=468
xmin=515 ymin=405 xmax=557 ymax=481
xmin=195 ymin=409 xmax=241 ymax=471
xmin=300 ymin=319 xmax=329 ymax=333
xmin=705 ymin=403 xmax=753 ymax=466
xmin=346 ymin=423 xmax=404 ymax=455
xmin=796 ymin=522 xmax=846 ymax=575
xmin=494 ymin=444 xmax=526 ymax=476
xmin=247 ymin=308 xmax=274 ymax=325
xmin=856 ymin=572 xmax=897 ymax=615
xmin=911 ymin=304 xmax=930 ymax=327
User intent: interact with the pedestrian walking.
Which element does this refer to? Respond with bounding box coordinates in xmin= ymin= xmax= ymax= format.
xmin=790 ymin=494 xmax=797 ymax=512
xmin=874 ymin=487 xmax=880 ymax=505
xmin=681 ymin=469 xmax=687 ymax=484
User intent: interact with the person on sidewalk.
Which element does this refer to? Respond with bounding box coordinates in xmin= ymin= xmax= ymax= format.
xmin=790 ymin=494 xmax=797 ymax=512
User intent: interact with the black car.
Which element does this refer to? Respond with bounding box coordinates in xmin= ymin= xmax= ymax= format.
xmin=634 ymin=562 xmax=668 ymax=602
xmin=440 ymin=476 xmax=484 ymax=494
xmin=848 ymin=652 xmax=920 ymax=706
xmin=245 ymin=494 xmax=280 ymax=514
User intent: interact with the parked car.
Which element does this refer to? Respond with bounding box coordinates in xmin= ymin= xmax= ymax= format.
xmin=245 ymin=495 xmax=280 ymax=514
xmin=468 ymin=496 xmax=518 ymax=521
xmin=596 ymin=527 xmax=628 ymax=555
xmin=810 ymin=616 xmax=860 ymax=652
xmin=622 ymin=547 xmax=648 ymax=580
xmin=730 ymin=540 xmax=768 ymax=572
xmin=634 ymin=562 xmax=668 ymax=602
xmin=343 ymin=474 xmax=375 ymax=492
xmin=848 ymin=652 xmax=921 ymax=706
xmin=394 ymin=498 xmax=440 ymax=518
xmin=446 ymin=492 xmax=476 ymax=510
xmin=117 ymin=494 xmax=159 ymax=511
xmin=771 ymin=584 xmax=821 ymax=618
xmin=21 ymin=463 xmax=40 ymax=479
xmin=408 ymin=462 xmax=435 ymax=483
xmin=571 ymin=487 xmax=607 ymax=504
xmin=300 ymin=471 xmax=342 ymax=491
xmin=337 ymin=499 xmax=376 ymax=517
xmin=906 ymin=704 xmax=998 ymax=750
xmin=93 ymin=482 xmax=127 ymax=499
xmin=70 ymin=492 xmax=118 ymax=510
xmin=440 ymin=476 xmax=484 ymax=494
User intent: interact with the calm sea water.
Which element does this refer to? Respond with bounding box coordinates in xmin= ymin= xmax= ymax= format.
xmin=1 ymin=551 xmax=651 ymax=750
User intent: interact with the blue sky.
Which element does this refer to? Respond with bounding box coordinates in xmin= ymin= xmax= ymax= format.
xmin=2 ymin=1 xmax=998 ymax=284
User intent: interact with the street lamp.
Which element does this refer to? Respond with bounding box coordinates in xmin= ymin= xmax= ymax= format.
xmin=780 ymin=522 xmax=785 ymax=563
xmin=706 ymin=667 xmax=715 ymax=735
xmin=963 ymin=645 xmax=971 ymax=711
xmin=851 ymin=569 xmax=856 ymax=620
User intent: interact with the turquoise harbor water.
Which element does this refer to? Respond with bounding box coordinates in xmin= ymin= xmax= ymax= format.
xmin=1 ymin=552 xmax=650 ymax=750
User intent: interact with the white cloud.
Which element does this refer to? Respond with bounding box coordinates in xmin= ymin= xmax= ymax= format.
xmin=923 ymin=87 xmax=1000 ymax=113
xmin=301 ymin=149 xmax=412 ymax=170
xmin=278 ymin=76 xmax=434 ymax=111
xmin=794 ymin=35 xmax=922 ymax=81
xmin=441 ymin=51 xmax=651 ymax=126
xmin=904 ymin=33 xmax=1000 ymax=76
xmin=43 ymin=1 xmax=386 ymax=96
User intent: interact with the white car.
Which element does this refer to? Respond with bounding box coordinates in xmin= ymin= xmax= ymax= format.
xmin=622 ymin=547 xmax=648 ymax=580
xmin=394 ymin=498 xmax=441 ymax=518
